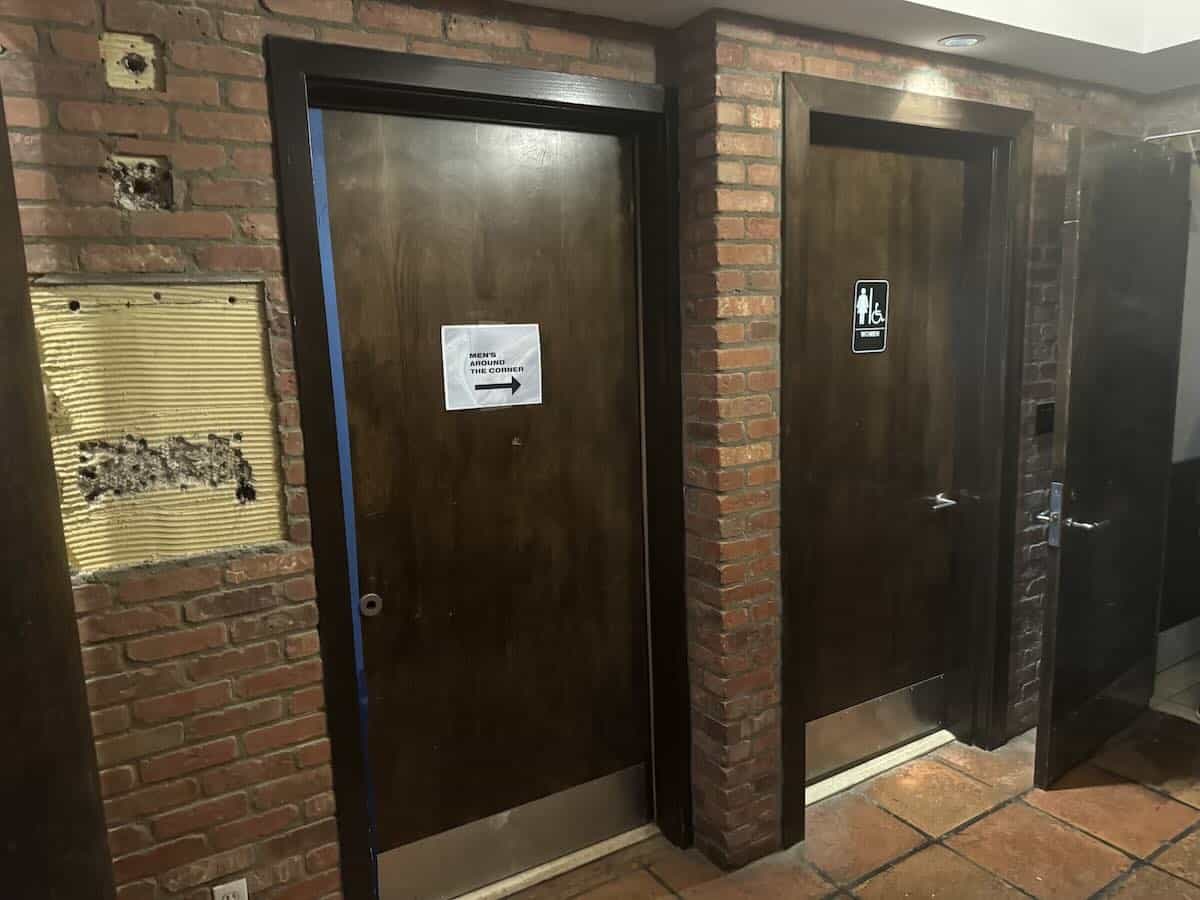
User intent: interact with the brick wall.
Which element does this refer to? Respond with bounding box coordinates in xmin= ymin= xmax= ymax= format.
xmin=677 ymin=11 xmax=1143 ymax=865
xmin=3 ymin=0 xmax=1176 ymax=888
xmin=1 ymin=1 xmax=659 ymax=897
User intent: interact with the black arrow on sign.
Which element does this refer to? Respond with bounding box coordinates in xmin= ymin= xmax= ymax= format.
xmin=474 ymin=377 xmax=521 ymax=395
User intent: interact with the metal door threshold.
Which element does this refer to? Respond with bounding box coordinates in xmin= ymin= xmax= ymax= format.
xmin=459 ymin=823 xmax=660 ymax=900
xmin=805 ymin=729 xmax=956 ymax=806
xmin=377 ymin=765 xmax=649 ymax=900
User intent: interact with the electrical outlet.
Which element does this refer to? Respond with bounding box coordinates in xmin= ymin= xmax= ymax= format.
xmin=212 ymin=878 xmax=249 ymax=900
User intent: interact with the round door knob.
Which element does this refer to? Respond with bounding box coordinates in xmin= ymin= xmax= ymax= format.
xmin=360 ymin=593 xmax=383 ymax=617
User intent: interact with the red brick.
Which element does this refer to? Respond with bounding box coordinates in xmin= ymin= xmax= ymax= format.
xmin=303 ymin=790 xmax=335 ymax=819
xmin=230 ymin=602 xmax=318 ymax=644
xmin=104 ymin=777 xmax=199 ymax=824
xmin=140 ymin=736 xmax=239 ymax=783
xmin=306 ymin=841 xmax=339 ymax=872
xmin=409 ymin=40 xmax=491 ymax=63
xmin=259 ymin=818 xmax=338 ymax=862
xmin=105 ymin=0 xmax=214 ymax=39
xmin=289 ymin=685 xmax=324 ymax=716
xmin=115 ymin=882 xmax=156 ymax=900
xmin=0 ymin=22 xmax=38 ymax=55
xmin=92 ymin=705 xmax=132 ymax=737
xmin=132 ymin=681 xmax=232 ymax=724
xmin=4 ymin=95 xmax=48 ymax=128
xmin=714 ymin=189 xmax=775 ymax=213
xmin=151 ymin=793 xmax=248 ymax=841
xmin=49 ymin=28 xmax=99 ymax=62
xmin=225 ymin=548 xmax=312 ymax=585
xmin=251 ymin=766 xmax=331 ymax=810
xmin=81 ymin=243 xmax=188 ymax=273
xmin=282 ymin=575 xmax=316 ymax=602
xmin=226 ymin=79 xmax=268 ymax=111
xmin=112 ymin=835 xmax=208 ymax=884
xmin=805 ymin=56 xmax=855 ymax=80
xmin=212 ymin=804 xmax=300 ymax=850
xmin=19 ymin=206 xmax=121 ymax=238
xmin=184 ymin=584 xmax=279 ymax=622
xmin=190 ymin=177 xmax=276 ymax=207
xmin=285 ymin=630 xmax=320 ymax=659
xmin=295 ymin=739 xmax=330 ymax=768
xmin=231 ymin=146 xmax=274 ymax=177
xmin=220 ymin=12 xmax=316 ymax=44
xmin=201 ymin=750 xmax=295 ymax=796
xmin=87 ymin=665 xmax=182 ymax=709
xmin=118 ymin=565 xmax=222 ymax=604
xmin=95 ymin=723 xmax=184 ymax=768
xmin=115 ymin=137 xmax=227 ymax=171
xmin=241 ymin=210 xmax=281 ymax=240
xmin=60 ymin=170 xmax=110 ymax=203
xmin=172 ymin=41 xmax=264 ymax=77
xmin=713 ymin=131 xmax=777 ymax=158
xmin=73 ymin=581 xmax=112 ymax=614
xmin=59 ymin=101 xmax=168 ymax=135
xmin=165 ymin=74 xmax=221 ymax=106
xmin=100 ymin=765 xmax=137 ymax=798
xmin=8 ymin=131 xmax=102 ymax=167
xmin=78 ymin=605 xmax=180 ymax=644
xmin=528 ymin=26 xmax=591 ymax=58
xmin=195 ymin=244 xmax=283 ymax=272
xmin=188 ymin=640 xmax=282 ymax=681
xmin=716 ymin=73 xmax=776 ymax=101
xmin=262 ymin=0 xmax=352 ymax=21
xmin=157 ymin=845 xmax=256 ymax=893
xmin=177 ymin=108 xmax=271 ymax=142
xmin=188 ymin=697 xmax=283 ymax=740
xmin=130 ymin=211 xmax=234 ymax=239
xmin=243 ymin=713 xmax=326 ymax=755
xmin=356 ymin=1 xmax=442 ymax=36
xmin=108 ymin=823 xmax=153 ymax=857
xmin=316 ymin=25 xmax=407 ymax=51
xmin=0 ymin=0 xmax=95 ymax=24
xmin=237 ymin=659 xmax=322 ymax=699
xmin=447 ymin=13 xmax=522 ymax=47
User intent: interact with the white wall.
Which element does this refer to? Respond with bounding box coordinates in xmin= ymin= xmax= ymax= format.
xmin=1174 ymin=163 xmax=1200 ymax=462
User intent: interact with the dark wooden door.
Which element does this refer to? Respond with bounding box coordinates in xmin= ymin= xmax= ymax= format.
xmin=789 ymin=142 xmax=965 ymax=722
xmin=318 ymin=109 xmax=649 ymax=850
xmin=1036 ymin=133 xmax=1191 ymax=786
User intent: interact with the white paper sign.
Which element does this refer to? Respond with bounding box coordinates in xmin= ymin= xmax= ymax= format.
xmin=441 ymin=324 xmax=543 ymax=411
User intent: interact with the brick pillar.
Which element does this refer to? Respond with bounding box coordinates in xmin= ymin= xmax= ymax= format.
xmin=678 ymin=16 xmax=784 ymax=867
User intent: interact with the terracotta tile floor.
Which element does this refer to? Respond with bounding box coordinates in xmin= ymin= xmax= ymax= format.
xmin=512 ymin=712 xmax=1200 ymax=899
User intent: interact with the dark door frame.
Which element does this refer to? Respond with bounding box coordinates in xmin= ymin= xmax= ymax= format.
xmin=780 ymin=73 xmax=1033 ymax=844
xmin=266 ymin=37 xmax=688 ymax=899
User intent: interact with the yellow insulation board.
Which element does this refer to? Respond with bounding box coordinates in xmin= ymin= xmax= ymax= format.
xmin=31 ymin=283 xmax=285 ymax=572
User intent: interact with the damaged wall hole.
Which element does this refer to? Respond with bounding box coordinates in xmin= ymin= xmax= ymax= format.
xmin=78 ymin=433 xmax=258 ymax=505
xmin=100 ymin=32 xmax=161 ymax=91
xmin=109 ymin=154 xmax=172 ymax=211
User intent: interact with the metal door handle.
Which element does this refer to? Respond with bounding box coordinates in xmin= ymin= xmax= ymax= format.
xmin=1036 ymin=511 xmax=1058 ymax=524
xmin=1065 ymin=518 xmax=1109 ymax=532
xmin=929 ymin=491 xmax=958 ymax=510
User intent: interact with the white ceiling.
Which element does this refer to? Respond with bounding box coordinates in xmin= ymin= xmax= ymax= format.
xmin=524 ymin=0 xmax=1200 ymax=94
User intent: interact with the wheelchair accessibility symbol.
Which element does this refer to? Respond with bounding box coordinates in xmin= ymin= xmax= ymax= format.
xmin=852 ymin=280 xmax=888 ymax=354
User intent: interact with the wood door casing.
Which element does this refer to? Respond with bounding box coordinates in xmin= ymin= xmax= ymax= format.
xmin=792 ymin=144 xmax=965 ymax=721
xmin=320 ymin=109 xmax=649 ymax=849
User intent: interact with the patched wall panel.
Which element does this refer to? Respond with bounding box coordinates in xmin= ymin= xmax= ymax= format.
xmin=31 ymin=283 xmax=285 ymax=571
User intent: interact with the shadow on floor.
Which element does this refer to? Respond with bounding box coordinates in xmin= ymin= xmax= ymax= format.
xmin=512 ymin=712 xmax=1200 ymax=899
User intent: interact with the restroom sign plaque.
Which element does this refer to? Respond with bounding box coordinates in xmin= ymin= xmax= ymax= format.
xmin=852 ymin=280 xmax=889 ymax=354
xmin=441 ymin=323 xmax=543 ymax=411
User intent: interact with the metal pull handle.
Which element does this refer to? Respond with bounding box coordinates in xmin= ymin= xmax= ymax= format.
xmin=1065 ymin=517 xmax=1109 ymax=532
xmin=1036 ymin=511 xmax=1058 ymax=524
xmin=929 ymin=491 xmax=958 ymax=510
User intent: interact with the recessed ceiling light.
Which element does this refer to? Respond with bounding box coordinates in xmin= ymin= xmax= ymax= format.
xmin=938 ymin=34 xmax=985 ymax=48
